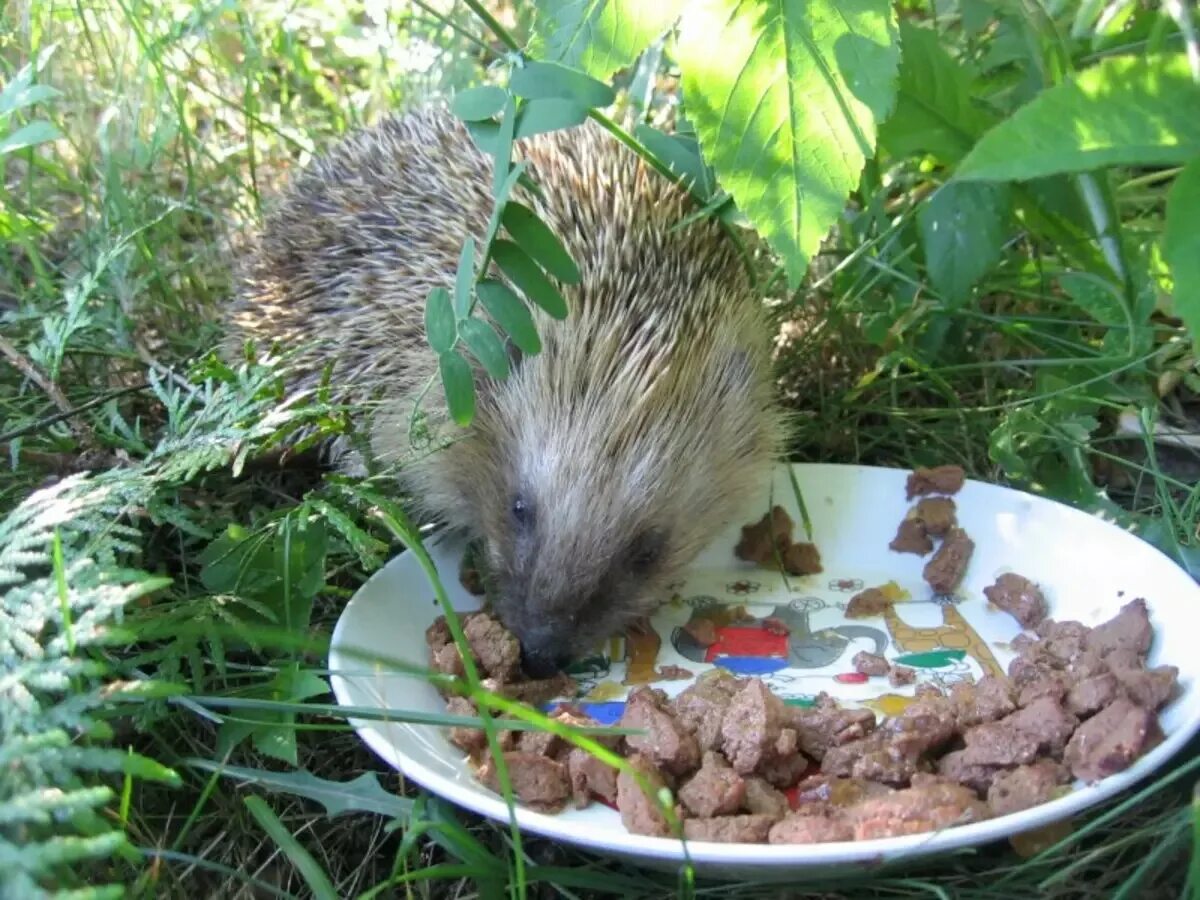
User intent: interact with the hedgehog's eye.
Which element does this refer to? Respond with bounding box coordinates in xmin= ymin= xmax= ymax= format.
xmin=511 ymin=495 xmax=534 ymax=529
xmin=628 ymin=530 xmax=666 ymax=574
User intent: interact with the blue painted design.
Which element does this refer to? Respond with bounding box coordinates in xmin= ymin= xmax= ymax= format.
xmin=714 ymin=656 xmax=789 ymax=675
xmin=576 ymin=701 xmax=626 ymax=725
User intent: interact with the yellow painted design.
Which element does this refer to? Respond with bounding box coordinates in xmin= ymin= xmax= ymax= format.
xmin=583 ymin=682 xmax=625 ymax=702
xmin=881 ymin=603 xmax=1004 ymax=677
xmin=622 ymin=626 xmax=663 ymax=685
xmin=860 ymin=693 xmax=915 ymax=717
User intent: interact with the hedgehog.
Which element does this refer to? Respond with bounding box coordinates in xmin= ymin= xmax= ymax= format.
xmin=223 ymin=108 xmax=786 ymax=676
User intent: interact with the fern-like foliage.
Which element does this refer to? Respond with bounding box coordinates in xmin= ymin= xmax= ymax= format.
xmin=0 ymin=355 xmax=337 ymax=898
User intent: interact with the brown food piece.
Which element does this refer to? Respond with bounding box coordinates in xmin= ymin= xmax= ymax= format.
xmin=671 ymin=668 xmax=740 ymax=752
xmin=463 ymin=613 xmax=522 ymax=682
xmin=950 ymin=676 xmax=1016 ymax=727
xmin=888 ymin=666 xmax=916 ymax=687
xmin=735 ymin=506 xmax=793 ymax=564
xmin=889 ymin=694 xmax=961 ymax=756
xmin=656 ymin=664 xmax=694 ymax=681
xmin=960 ymin=722 xmax=1040 ymax=767
xmin=853 ymin=651 xmax=891 ymax=677
xmin=515 ymin=707 xmax=603 ymax=758
xmin=1004 ymin=696 xmax=1079 ymax=757
xmin=756 ymin=751 xmax=811 ymax=789
xmin=914 ymin=497 xmax=957 ymax=537
xmin=845 ymin=587 xmax=894 ymax=619
xmin=1086 ymin=599 xmax=1153 ymax=659
xmin=446 ymin=696 xmax=488 ymax=755
xmin=889 ymin=518 xmax=933 ymax=556
xmin=987 ymin=760 xmax=1070 ymax=817
xmin=1111 ymin=664 xmax=1178 ymax=710
xmin=793 ymin=774 xmax=892 ymax=809
xmin=923 ymin=526 xmax=974 ymax=594
xmin=1017 ymin=674 xmax=1069 ymax=708
xmin=432 ymin=642 xmax=467 ymax=678
xmin=983 ymin=572 xmax=1048 ymax=629
xmin=850 ymin=781 xmax=988 ymax=840
xmin=782 ymin=541 xmax=823 ymax=575
xmin=479 ymin=752 xmax=570 ymax=812
xmin=906 ymin=465 xmax=966 ymax=499
xmin=1066 ymin=671 xmax=1121 ymax=718
xmin=769 ymin=811 xmax=855 ymax=844
xmin=743 ymin=776 xmax=790 ymax=818
xmin=678 ymin=751 xmax=746 ymax=818
xmin=682 ymin=619 xmax=719 ymax=647
xmin=620 ymin=686 xmax=700 ymax=776
xmin=684 ymin=814 xmax=777 ymax=843
xmin=720 ymin=678 xmax=790 ymax=774
xmin=1064 ymin=697 xmax=1156 ymax=783
xmin=935 ymin=750 xmax=1002 ymax=794
xmin=821 ymin=731 xmax=922 ymax=786
xmin=426 ymin=617 xmax=452 ymax=653
xmin=1037 ymin=619 xmax=1092 ymax=664
xmin=616 ymin=755 xmax=676 ymax=837
xmin=480 ymin=674 xmax=575 ymax=707
xmin=790 ymin=698 xmax=878 ymax=761
xmin=566 ymin=748 xmax=619 ymax=807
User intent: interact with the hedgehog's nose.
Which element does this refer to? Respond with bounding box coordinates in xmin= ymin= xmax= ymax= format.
xmin=518 ymin=626 xmax=569 ymax=678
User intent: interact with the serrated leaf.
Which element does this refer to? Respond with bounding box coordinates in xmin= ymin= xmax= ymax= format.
xmin=509 ymin=60 xmax=616 ymax=109
xmin=0 ymin=120 xmax=61 ymax=155
xmin=459 ymin=317 xmax=512 ymax=380
xmin=424 ymin=286 xmax=456 ymax=354
xmin=879 ymin=21 xmax=994 ymax=163
xmin=918 ymin=181 xmax=1012 ymax=305
xmin=676 ymin=0 xmax=901 ymax=289
xmin=440 ymin=351 xmax=477 ymax=426
xmin=491 ymin=240 xmax=569 ymax=319
xmin=477 ymin=279 xmax=542 ymax=354
xmin=454 ymin=239 xmax=476 ymax=318
xmin=1164 ymin=157 xmax=1200 ymax=348
xmin=502 ymin=202 xmax=580 ymax=283
xmin=530 ymin=0 xmax=689 ymax=81
xmin=958 ymin=54 xmax=1200 ymax=181
xmin=189 ymin=759 xmax=414 ymax=819
xmin=451 ymin=85 xmax=508 ymax=121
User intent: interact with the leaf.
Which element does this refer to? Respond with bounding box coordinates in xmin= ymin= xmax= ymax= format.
xmin=440 ymin=351 xmax=477 ymax=426
xmin=466 ymin=99 xmax=590 ymax=154
xmin=530 ymin=0 xmax=689 ymax=81
xmin=188 ymin=760 xmax=414 ymax=820
xmin=676 ymin=0 xmax=901 ymax=288
xmin=459 ymin=317 xmax=511 ymax=380
xmin=509 ymin=60 xmax=616 ymax=109
xmin=451 ymin=85 xmax=508 ymax=121
xmin=0 ymin=80 xmax=59 ymax=115
xmin=918 ymin=181 xmax=1012 ymax=305
xmin=477 ymin=279 xmax=542 ymax=354
xmin=424 ymin=286 xmax=456 ymax=354
xmin=958 ymin=54 xmax=1200 ymax=181
xmin=244 ymin=795 xmax=338 ymax=900
xmin=0 ymin=120 xmax=61 ymax=155
xmin=633 ymin=124 xmax=714 ymax=197
xmin=1164 ymin=157 xmax=1200 ymax=347
xmin=502 ymin=202 xmax=581 ymax=284
xmin=491 ymin=239 xmax=570 ymax=319
xmin=879 ymin=21 xmax=993 ymax=164
xmin=454 ymin=239 xmax=476 ymax=318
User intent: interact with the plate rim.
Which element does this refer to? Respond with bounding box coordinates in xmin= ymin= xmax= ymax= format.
xmin=329 ymin=462 xmax=1200 ymax=867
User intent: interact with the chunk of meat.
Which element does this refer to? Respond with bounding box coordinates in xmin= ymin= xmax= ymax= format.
xmin=914 ymin=497 xmax=957 ymax=537
xmin=566 ymin=748 xmax=618 ymax=807
xmin=845 ymin=587 xmax=895 ymax=618
xmin=620 ymin=686 xmax=700 ymax=776
xmin=960 ymin=722 xmax=1040 ymax=767
xmin=463 ymin=613 xmax=522 ymax=681
xmin=720 ymin=678 xmax=790 ymax=774
xmin=821 ymin=731 xmax=924 ymax=786
xmin=782 ymin=541 xmax=823 ymax=575
xmin=678 ymin=752 xmax=746 ymax=818
xmin=656 ymin=664 xmax=693 ymax=681
xmin=432 ymin=642 xmax=466 ymax=678
xmin=1004 ymin=696 xmax=1079 ymax=757
xmin=446 ymin=696 xmax=487 ymax=755
xmin=1086 ymin=599 xmax=1153 ymax=659
xmin=1110 ymin=664 xmax=1178 ymax=710
xmin=889 ymin=518 xmax=933 ymax=556
xmin=426 ymin=617 xmax=452 ymax=654
xmin=480 ymin=674 xmax=575 ymax=707
xmin=682 ymin=619 xmax=718 ymax=647
xmin=769 ymin=812 xmax=854 ymax=844
xmin=1037 ymin=619 xmax=1092 ymax=664
xmin=756 ymin=751 xmax=812 ymax=789
xmin=683 ymin=814 xmax=777 ymax=843
xmin=1066 ymin=671 xmax=1121 ymax=718
xmin=888 ymin=695 xmax=961 ymax=757
xmin=616 ymin=755 xmax=677 ymax=837
xmin=987 ymin=760 xmax=1070 ymax=817
xmin=853 ymin=651 xmax=891 ymax=677
xmin=936 ymin=750 xmax=1001 ymax=794
xmin=983 ymin=572 xmax=1048 ymax=629
xmin=1017 ymin=674 xmax=1069 ymax=708
xmin=743 ymin=776 xmax=790 ymax=818
xmin=790 ymin=700 xmax=877 ymax=761
xmin=906 ymin=465 xmax=966 ymax=499
xmin=793 ymin=774 xmax=892 ymax=810
xmin=950 ymin=676 xmax=1016 ymax=727
xmin=1065 ymin=698 xmax=1156 ymax=783
xmin=671 ymin=668 xmax=740 ymax=752
xmin=479 ymin=752 xmax=570 ymax=812
xmin=888 ymin=666 xmax=916 ymax=687
xmin=735 ymin=506 xmax=793 ymax=564
xmin=923 ymin=526 xmax=975 ymax=594
xmin=850 ymin=782 xmax=988 ymax=840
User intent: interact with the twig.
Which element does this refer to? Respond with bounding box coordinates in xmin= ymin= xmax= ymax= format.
xmin=0 ymin=381 xmax=150 ymax=444
xmin=0 ymin=332 xmax=102 ymax=449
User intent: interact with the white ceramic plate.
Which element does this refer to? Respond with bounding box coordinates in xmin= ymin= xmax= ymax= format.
xmin=330 ymin=464 xmax=1200 ymax=878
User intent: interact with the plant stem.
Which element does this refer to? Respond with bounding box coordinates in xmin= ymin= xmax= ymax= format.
xmin=1164 ymin=0 xmax=1200 ymax=82
xmin=1076 ymin=172 xmax=1127 ymax=286
xmin=460 ymin=0 xmax=520 ymax=53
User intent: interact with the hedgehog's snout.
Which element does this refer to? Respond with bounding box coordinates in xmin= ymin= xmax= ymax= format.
xmin=516 ymin=623 xmax=571 ymax=678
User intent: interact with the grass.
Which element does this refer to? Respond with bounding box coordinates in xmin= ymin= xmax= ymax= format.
xmin=2 ymin=0 xmax=1198 ymax=897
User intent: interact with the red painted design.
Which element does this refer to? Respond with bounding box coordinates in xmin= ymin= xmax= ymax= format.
xmin=703 ymin=625 xmax=789 ymax=662
xmin=834 ymin=672 xmax=869 ymax=684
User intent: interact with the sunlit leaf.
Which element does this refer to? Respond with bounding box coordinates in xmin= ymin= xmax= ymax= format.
xmin=1164 ymin=157 xmax=1200 ymax=348
xmin=530 ymin=0 xmax=688 ymax=81
xmin=451 ymin=85 xmax=508 ymax=121
xmin=509 ymin=60 xmax=616 ymax=109
xmin=918 ymin=181 xmax=1012 ymax=305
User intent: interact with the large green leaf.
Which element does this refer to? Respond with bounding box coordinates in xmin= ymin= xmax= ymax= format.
xmin=879 ymin=21 xmax=993 ymax=164
xmin=440 ymin=351 xmax=477 ymax=426
xmin=676 ymin=0 xmax=900 ymax=288
xmin=530 ymin=0 xmax=689 ymax=81
xmin=1164 ymin=157 xmax=1200 ymax=347
xmin=477 ymin=279 xmax=542 ymax=355
xmin=918 ymin=181 xmax=1012 ymax=305
xmin=958 ymin=54 xmax=1200 ymax=181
